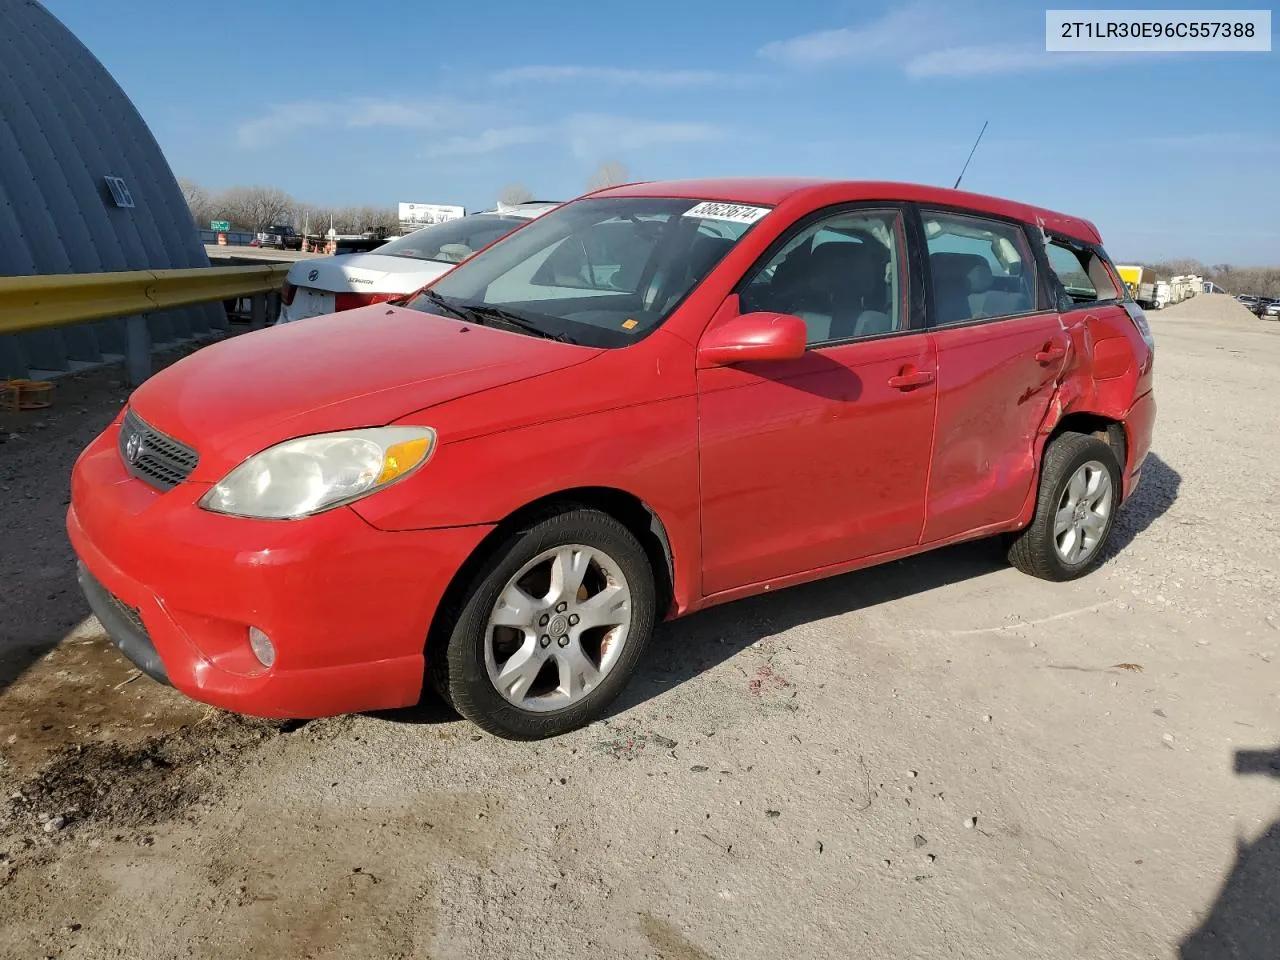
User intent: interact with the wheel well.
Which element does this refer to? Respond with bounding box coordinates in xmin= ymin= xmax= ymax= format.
xmin=426 ymin=488 xmax=676 ymax=656
xmin=1048 ymin=412 xmax=1126 ymax=469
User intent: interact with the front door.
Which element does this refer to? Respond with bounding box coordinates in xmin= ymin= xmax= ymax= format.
xmin=696 ymin=206 xmax=938 ymax=596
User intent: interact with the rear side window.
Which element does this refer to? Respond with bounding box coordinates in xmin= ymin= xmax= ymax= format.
xmin=1044 ymin=238 xmax=1122 ymax=307
xmin=921 ymin=210 xmax=1036 ymax=325
xmin=378 ymin=215 xmax=527 ymax=264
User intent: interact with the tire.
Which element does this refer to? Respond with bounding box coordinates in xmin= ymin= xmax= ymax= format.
xmin=430 ymin=507 xmax=656 ymax=740
xmin=1007 ymin=432 xmax=1122 ymax=581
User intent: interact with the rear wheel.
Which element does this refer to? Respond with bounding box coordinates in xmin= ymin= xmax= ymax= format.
xmin=431 ymin=508 xmax=655 ymax=740
xmin=1008 ymin=432 xmax=1121 ymax=581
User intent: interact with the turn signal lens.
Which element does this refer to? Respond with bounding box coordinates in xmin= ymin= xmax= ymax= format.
xmin=377 ymin=435 xmax=433 ymax=484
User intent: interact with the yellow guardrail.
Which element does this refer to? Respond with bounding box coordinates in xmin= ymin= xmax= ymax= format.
xmin=0 ymin=264 xmax=291 ymax=335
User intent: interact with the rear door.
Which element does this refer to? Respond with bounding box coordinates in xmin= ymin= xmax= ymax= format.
xmin=917 ymin=207 xmax=1069 ymax=543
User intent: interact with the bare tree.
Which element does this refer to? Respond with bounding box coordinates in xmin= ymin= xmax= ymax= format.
xmin=325 ymin=206 xmax=399 ymax=235
xmin=498 ymin=183 xmax=534 ymax=205
xmin=294 ymin=205 xmax=333 ymax=236
xmin=220 ymin=185 xmax=295 ymax=232
xmin=585 ymin=160 xmax=629 ymax=192
xmin=176 ymin=177 xmax=215 ymax=227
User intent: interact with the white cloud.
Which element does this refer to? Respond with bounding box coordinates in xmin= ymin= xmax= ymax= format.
xmin=562 ymin=114 xmax=725 ymax=160
xmin=235 ymin=97 xmax=476 ymax=148
xmin=906 ymin=43 xmax=1132 ymax=78
xmin=491 ymin=65 xmax=755 ymax=89
xmin=758 ymin=3 xmax=943 ymax=66
xmin=239 ymin=94 xmax=728 ymax=161
xmin=759 ymin=3 xmax=1169 ymax=78
xmin=423 ymin=114 xmax=726 ymax=161
xmin=425 ymin=125 xmax=548 ymax=157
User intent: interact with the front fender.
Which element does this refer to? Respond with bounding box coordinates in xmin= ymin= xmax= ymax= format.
xmin=350 ymin=395 xmax=701 ymax=610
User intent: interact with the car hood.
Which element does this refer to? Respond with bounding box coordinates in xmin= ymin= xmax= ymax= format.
xmin=288 ymin=253 xmax=453 ymax=295
xmin=128 ymin=306 xmax=601 ymax=480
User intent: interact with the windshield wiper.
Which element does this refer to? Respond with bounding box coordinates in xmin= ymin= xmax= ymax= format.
xmin=414 ymin=288 xmax=471 ymax=322
xmin=457 ymin=303 xmax=578 ymax=344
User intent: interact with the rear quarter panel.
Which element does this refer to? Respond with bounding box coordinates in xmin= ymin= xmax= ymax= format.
xmin=1036 ymin=302 xmax=1155 ymax=507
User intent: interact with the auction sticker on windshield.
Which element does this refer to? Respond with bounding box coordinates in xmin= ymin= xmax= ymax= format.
xmin=683 ymin=201 xmax=771 ymax=224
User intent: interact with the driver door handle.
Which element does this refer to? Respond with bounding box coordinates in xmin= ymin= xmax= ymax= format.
xmin=887 ymin=369 xmax=936 ymax=390
xmin=1036 ymin=344 xmax=1067 ymax=364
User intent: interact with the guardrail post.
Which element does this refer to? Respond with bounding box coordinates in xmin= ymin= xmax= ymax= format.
xmin=266 ymin=291 xmax=281 ymax=325
xmin=126 ymin=315 xmax=151 ymax=386
xmin=250 ymin=292 xmax=266 ymax=331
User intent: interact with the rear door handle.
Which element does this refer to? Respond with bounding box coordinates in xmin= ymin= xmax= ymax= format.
xmin=887 ymin=369 xmax=936 ymax=390
xmin=1036 ymin=345 xmax=1067 ymax=364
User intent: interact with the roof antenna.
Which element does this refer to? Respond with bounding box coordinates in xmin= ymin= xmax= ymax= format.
xmin=953 ymin=120 xmax=989 ymax=190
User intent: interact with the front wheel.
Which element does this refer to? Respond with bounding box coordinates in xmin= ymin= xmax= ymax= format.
xmin=1007 ymin=432 xmax=1122 ymax=581
xmin=431 ymin=508 xmax=656 ymax=739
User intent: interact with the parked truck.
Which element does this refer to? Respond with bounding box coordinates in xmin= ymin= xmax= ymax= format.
xmin=1117 ymin=264 xmax=1171 ymax=310
xmin=254 ymin=224 xmax=303 ymax=250
xmin=1115 ymin=265 xmax=1201 ymax=310
xmin=1168 ymin=274 xmax=1203 ymax=306
xmin=1117 ymin=264 xmax=1144 ymax=298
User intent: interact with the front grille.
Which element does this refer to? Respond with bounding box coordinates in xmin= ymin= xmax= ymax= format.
xmin=117 ymin=408 xmax=199 ymax=491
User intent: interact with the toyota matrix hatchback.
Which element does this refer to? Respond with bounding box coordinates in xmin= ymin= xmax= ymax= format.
xmin=69 ymin=179 xmax=1156 ymax=740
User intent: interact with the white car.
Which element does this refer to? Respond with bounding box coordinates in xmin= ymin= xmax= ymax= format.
xmin=278 ymin=201 xmax=558 ymax=323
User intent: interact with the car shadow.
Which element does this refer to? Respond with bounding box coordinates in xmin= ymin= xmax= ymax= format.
xmin=0 ymin=567 xmax=90 ymax=699
xmin=610 ymin=536 xmax=1009 ymax=717
xmin=1180 ymin=747 xmax=1280 ymax=959
xmin=1107 ymin=451 xmax=1181 ymax=556
xmin=374 ymin=449 xmax=1181 ymax=729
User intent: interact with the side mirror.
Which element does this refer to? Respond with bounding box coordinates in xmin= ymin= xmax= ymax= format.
xmin=697 ymin=311 xmax=808 ymax=367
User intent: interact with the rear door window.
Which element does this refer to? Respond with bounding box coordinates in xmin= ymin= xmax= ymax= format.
xmin=1043 ymin=238 xmax=1122 ymax=307
xmin=920 ymin=211 xmax=1037 ymax=325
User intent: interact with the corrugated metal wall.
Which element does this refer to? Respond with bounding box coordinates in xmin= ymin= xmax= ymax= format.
xmin=0 ymin=0 xmax=224 ymax=379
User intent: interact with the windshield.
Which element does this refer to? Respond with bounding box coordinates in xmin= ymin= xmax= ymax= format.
xmin=378 ymin=214 xmax=530 ymax=264
xmin=404 ymin=197 xmax=768 ymax=347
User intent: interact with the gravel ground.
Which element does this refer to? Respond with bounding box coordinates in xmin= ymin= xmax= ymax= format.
xmin=1 ymin=297 xmax=1277 ymax=959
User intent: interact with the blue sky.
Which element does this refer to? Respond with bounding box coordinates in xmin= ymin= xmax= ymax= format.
xmin=44 ymin=0 xmax=1279 ymax=264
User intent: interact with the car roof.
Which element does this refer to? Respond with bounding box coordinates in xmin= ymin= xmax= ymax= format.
xmin=593 ymin=178 xmax=1103 ymax=247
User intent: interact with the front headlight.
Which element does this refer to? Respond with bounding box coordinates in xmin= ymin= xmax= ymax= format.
xmin=199 ymin=426 xmax=436 ymax=519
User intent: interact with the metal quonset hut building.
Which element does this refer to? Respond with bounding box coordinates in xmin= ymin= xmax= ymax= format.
xmin=0 ymin=0 xmax=222 ymax=379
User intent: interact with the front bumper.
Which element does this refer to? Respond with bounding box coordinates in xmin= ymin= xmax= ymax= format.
xmin=78 ymin=562 xmax=170 ymax=684
xmin=67 ymin=425 xmax=494 ymax=718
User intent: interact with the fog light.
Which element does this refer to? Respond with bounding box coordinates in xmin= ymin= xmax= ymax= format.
xmin=248 ymin=626 xmax=275 ymax=667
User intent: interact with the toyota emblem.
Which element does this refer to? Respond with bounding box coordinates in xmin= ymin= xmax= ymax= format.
xmin=124 ymin=432 xmax=144 ymax=464
xmin=308 ymin=269 xmax=319 ymax=282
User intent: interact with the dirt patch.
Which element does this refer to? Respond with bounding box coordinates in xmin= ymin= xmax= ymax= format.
xmin=1160 ymin=291 xmax=1275 ymax=326
xmin=0 ymin=627 xmax=216 ymax=774
xmin=5 ymin=713 xmax=282 ymax=836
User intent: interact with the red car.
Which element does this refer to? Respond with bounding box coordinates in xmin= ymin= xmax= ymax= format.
xmin=69 ymin=178 xmax=1156 ymax=739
